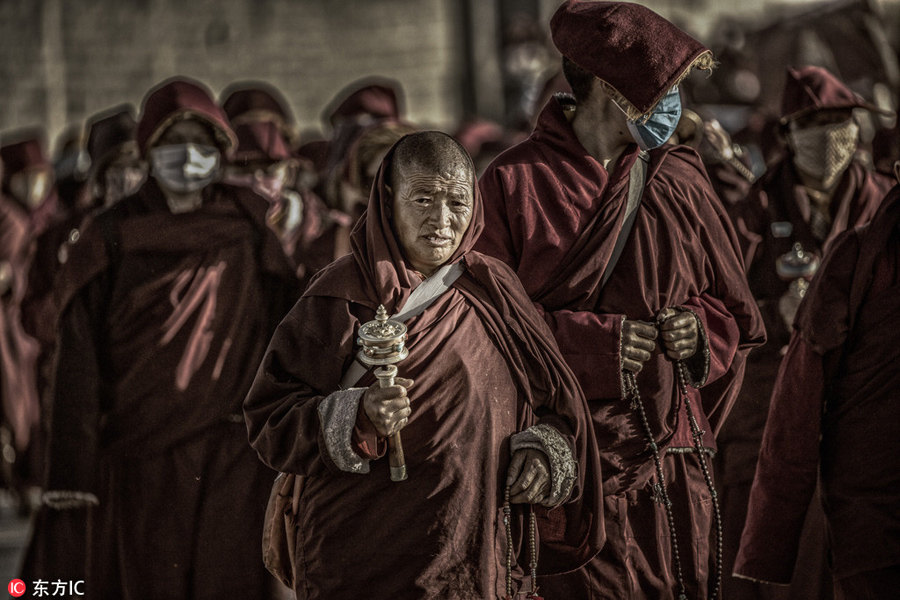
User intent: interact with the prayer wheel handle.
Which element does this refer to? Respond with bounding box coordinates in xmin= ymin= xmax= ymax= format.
xmin=375 ymin=364 xmax=408 ymax=482
xmin=357 ymin=305 xmax=409 ymax=482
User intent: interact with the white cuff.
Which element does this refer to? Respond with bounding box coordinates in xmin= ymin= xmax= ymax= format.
xmin=510 ymin=424 xmax=577 ymax=507
xmin=317 ymin=387 xmax=370 ymax=474
xmin=42 ymin=490 xmax=99 ymax=509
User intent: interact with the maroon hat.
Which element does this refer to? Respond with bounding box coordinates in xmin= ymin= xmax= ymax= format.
xmin=0 ymin=135 xmax=50 ymax=191
xmin=324 ymin=80 xmax=403 ymax=127
xmin=779 ymin=65 xmax=891 ymax=124
xmin=0 ymin=136 xmax=50 ymax=176
xmin=220 ymin=82 xmax=297 ymax=138
xmin=232 ymin=121 xmax=294 ymax=164
xmin=86 ymin=105 xmax=137 ymax=165
xmin=221 ymin=83 xmax=291 ymax=121
xmin=550 ymin=0 xmax=714 ymax=120
xmin=136 ymin=77 xmax=238 ymax=158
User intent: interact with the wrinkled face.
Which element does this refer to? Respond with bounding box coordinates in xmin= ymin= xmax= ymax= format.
xmin=390 ymin=161 xmax=473 ymax=277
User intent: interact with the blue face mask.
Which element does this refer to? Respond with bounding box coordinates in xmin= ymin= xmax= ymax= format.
xmin=626 ymin=87 xmax=682 ymax=151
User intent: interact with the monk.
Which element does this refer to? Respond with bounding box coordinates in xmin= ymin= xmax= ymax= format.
xmin=721 ymin=65 xmax=894 ymax=599
xmin=474 ymin=2 xmax=765 ymax=598
xmin=735 ymin=163 xmax=900 ymax=598
xmin=0 ymin=165 xmax=40 ymax=495
xmin=221 ymin=82 xmax=347 ymax=287
xmin=243 ymin=131 xmax=603 ymax=600
xmin=37 ymin=77 xmax=299 ymax=598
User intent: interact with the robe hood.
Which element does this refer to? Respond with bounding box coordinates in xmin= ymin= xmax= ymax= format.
xmin=0 ymin=136 xmax=50 ymax=186
xmin=136 ymin=77 xmax=237 ymax=158
xmin=780 ymin=65 xmax=891 ymax=124
xmin=86 ymin=105 xmax=137 ymax=167
xmin=550 ymin=0 xmax=714 ymax=121
xmin=221 ymin=83 xmax=298 ymax=144
xmin=345 ymin=130 xmax=483 ymax=313
xmin=324 ymin=80 xmax=402 ymax=127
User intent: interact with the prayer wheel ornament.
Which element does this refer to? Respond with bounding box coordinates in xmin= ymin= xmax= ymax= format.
xmin=776 ymin=242 xmax=820 ymax=328
xmin=357 ymin=305 xmax=409 ymax=481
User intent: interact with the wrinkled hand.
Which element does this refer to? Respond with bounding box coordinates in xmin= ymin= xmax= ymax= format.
xmin=362 ymin=377 xmax=413 ymax=438
xmin=507 ymin=448 xmax=551 ymax=505
xmin=657 ymin=308 xmax=698 ymax=360
xmin=622 ymin=319 xmax=658 ymax=373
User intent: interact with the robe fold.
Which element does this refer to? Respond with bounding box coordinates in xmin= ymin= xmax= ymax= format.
xmin=243 ymin=139 xmax=604 ymax=600
xmin=475 ymin=95 xmax=764 ymax=598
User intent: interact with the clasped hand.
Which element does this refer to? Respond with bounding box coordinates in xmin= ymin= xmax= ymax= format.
xmin=622 ymin=308 xmax=699 ymax=373
xmin=362 ymin=377 xmax=413 ymax=438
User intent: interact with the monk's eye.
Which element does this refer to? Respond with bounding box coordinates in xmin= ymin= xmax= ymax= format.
xmin=414 ymin=197 xmax=431 ymax=205
xmin=451 ymin=199 xmax=469 ymax=210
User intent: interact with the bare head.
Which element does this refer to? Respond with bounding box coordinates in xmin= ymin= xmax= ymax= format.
xmin=386 ymin=131 xmax=475 ymax=277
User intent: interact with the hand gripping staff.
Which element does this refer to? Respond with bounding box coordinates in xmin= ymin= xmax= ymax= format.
xmin=357 ymin=305 xmax=410 ymax=482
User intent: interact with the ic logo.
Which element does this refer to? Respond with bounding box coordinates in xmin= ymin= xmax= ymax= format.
xmin=8 ymin=579 xmax=26 ymax=597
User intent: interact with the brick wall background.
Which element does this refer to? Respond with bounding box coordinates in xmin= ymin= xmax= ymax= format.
xmin=1 ymin=0 xmax=898 ymax=152
xmin=0 ymin=0 xmax=472 ymax=147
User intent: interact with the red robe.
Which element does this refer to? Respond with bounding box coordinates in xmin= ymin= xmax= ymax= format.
xmin=244 ymin=141 xmax=603 ymax=600
xmin=475 ymin=95 xmax=764 ymax=598
xmin=0 ymin=195 xmax=40 ymax=453
xmin=31 ymin=180 xmax=299 ymax=598
xmin=736 ymin=184 xmax=900 ymax=587
xmin=719 ymin=157 xmax=893 ymax=598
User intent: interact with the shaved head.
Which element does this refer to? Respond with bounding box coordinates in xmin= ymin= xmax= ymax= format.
xmin=389 ymin=131 xmax=474 ymax=189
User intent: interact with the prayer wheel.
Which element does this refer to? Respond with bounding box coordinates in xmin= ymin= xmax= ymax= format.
xmin=357 ymin=305 xmax=409 ymax=481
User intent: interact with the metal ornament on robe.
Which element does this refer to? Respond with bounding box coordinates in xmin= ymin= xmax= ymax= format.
xmin=357 ymin=305 xmax=410 ymax=482
xmin=776 ymin=242 xmax=820 ymax=328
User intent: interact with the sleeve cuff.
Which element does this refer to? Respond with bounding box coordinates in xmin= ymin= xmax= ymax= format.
xmin=510 ymin=424 xmax=577 ymax=507
xmin=317 ymin=387 xmax=371 ymax=474
xmin=42 ymin=490 xmax=99 ymax=510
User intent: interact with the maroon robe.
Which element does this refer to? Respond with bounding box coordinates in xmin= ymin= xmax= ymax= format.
xmin=736 ymin=183 xmax=900 ymax=588
xmin=280 ymin=187 xmax=353 ymax=287
xmin=0 ymin=194 xmax=40 ymax=453
xmin=475 ymin=95 xmax=765 ymax=598
xmin=720 ymin=157 xmax=893 ymax=599
xmin=243 ymin=141 xmax=603 ymax=600
xmin=33 ymin=179 xmax=299 ymax=598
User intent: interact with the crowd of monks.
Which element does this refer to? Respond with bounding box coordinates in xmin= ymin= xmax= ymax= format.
xmin=0 ymin=1 xmax=898 ymax=598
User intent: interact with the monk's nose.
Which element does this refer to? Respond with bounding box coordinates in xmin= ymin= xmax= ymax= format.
xmin=429 ymin=201 xmax=452 ymax=227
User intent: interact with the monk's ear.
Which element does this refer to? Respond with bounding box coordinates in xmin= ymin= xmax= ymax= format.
xmin=384 ymin=183 xmax=393 ymax=218
xmin=893 ymin=160 xmax=899 ymax=184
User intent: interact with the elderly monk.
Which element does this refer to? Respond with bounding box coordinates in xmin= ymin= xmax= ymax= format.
xmin=36 ymin=77 xmax=299 ymax=598
xmin=721 ymin=66 xmax=894 ymax=599
xmin=735 ymin=163 xmax=900 ymax=598
xmin=244 ymin=130 xmax=603 ymax=600
xmin=474 ymin=2 xmax=765 ymax=598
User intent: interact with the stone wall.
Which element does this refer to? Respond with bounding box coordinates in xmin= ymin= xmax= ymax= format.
xmin=0 ymin=0 xmax=469 ymax=148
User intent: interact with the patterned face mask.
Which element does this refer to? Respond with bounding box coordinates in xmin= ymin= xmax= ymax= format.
xmin=788 ymin=119 xmax=859 ymax=190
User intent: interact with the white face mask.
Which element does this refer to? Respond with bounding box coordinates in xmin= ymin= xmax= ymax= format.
xmin=150 ymin=143 xmax=221 ymax=193
xmin=788 ymin=119 xmax=859 ymax=189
